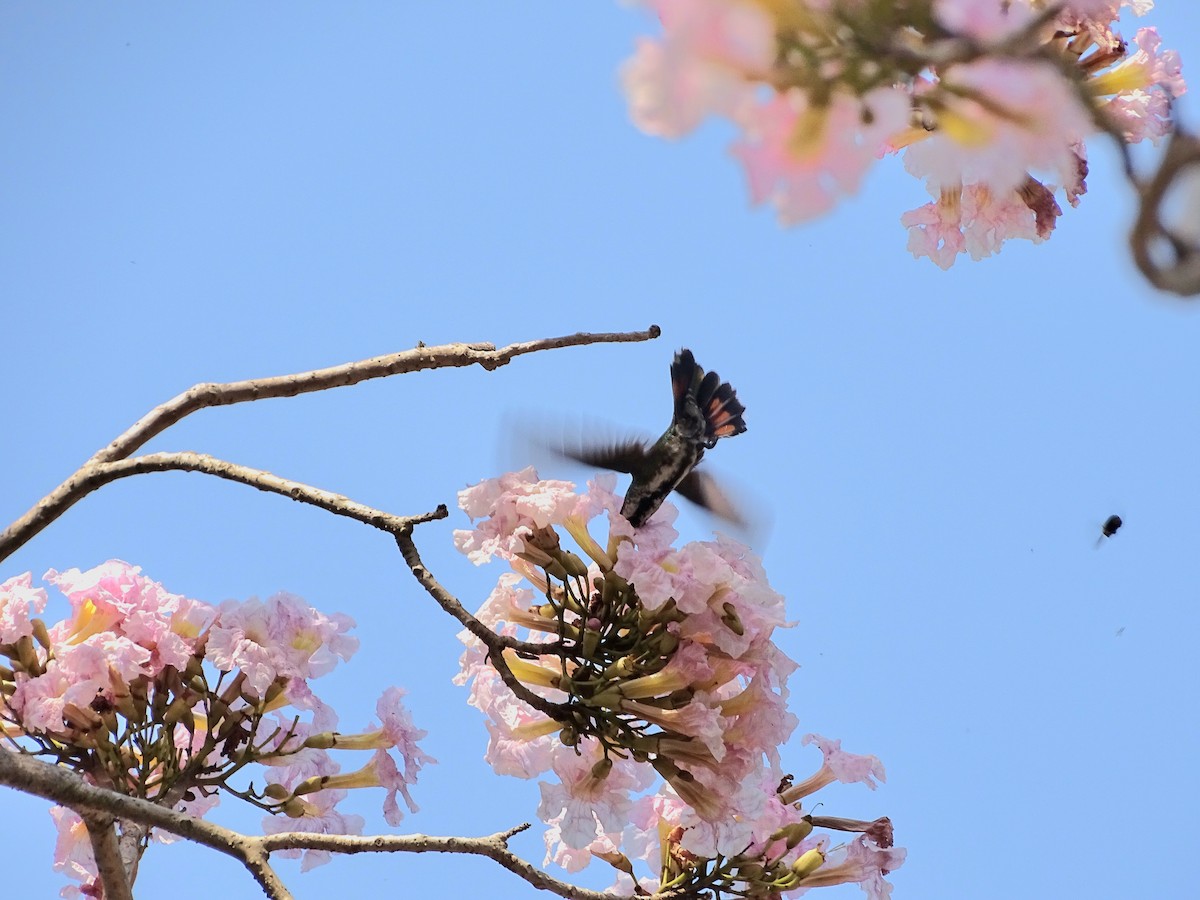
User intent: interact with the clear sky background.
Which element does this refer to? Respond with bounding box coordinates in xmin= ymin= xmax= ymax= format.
xmin=3 ymin=4 xmax=1198 ymax=899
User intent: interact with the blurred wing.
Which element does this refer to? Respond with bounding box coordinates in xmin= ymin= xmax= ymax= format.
xmin=553 ymin=437 xmax=650 ymax=475
xmin=675 ymin=469 xmax=748 ymax=526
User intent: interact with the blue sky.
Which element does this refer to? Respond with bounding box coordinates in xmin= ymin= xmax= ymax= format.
xmin=2 ymin=4 xmax=1199 ymax=898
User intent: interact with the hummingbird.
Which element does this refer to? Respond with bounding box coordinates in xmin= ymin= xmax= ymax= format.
xmin=551 ymin=348 xmax=747 ymax=527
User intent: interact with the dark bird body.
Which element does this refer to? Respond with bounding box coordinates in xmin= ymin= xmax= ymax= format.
xmin=1101 ymin=515 xmax=1123 ymax=538
xmin=556 ymin=349 xmax=747 ymax=527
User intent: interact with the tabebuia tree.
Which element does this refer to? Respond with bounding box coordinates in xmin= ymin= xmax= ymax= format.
xmin=0 ymin=329 xmax=900 ymax=899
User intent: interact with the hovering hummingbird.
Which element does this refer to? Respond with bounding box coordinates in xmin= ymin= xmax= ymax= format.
xmin=551 ymin=348 xmax=747 ymax=527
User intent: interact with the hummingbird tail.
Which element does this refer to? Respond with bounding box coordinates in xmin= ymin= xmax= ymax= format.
xmin=671 ymin=349 xmax=747 ymax=447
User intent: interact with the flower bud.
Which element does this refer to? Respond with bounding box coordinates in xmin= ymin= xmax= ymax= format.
xmin=791 ymin=848 xmax=825 ymax=880
xmin=720 ymin=601 xmax=745 ymax=636
xmin=263 ymin=783 xmax=292 ymax=801
xmin=770 ymin=819 xmax=814 ymax=849
xmin=162 ymin=696 xmax=194 ymax=727
xmin=14 ymin=636 xmax=42 ymax=677
xmin=283 ymin=798 xmax=315 ymax=818
xmin=184 ymin=654 xmax=206 ymax=681
xmin=293 ymin=775 xmax=327 ymax=796
xmin=561 ymin=551 xmax=590 ymax=578
xmin=151 ymin=684 xmax=170 ymax=719
xmin=30 ymin=618 xmax=52 ymax=650
xmin=62 ymin=702 xmax=102 ymax=733
xmin=303 ymin=732 xmax=338 ymax=750
xmin=517 ymin=545 xmax=555 ymax=568
xmin=581 ymin=628 xmax=600 ymax=660
xmin=263 ymin=678 xmax=287 ymax=706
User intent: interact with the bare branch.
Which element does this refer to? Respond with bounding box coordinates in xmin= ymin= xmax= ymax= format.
xmin=90 ymin=326 xmax=661 ymax=466
xmin=0 ymin=751 xmax=293 ymax=900
xmin=2 ymin=750 xmax=683 ymax=900
xmin=0 ymin=325 xmax=660 ymax=563
xmin=81 ymin=811 xmax=135 ymax=900
xmin=258 ymin=826 xmax=634 ymax=900
xmin=0 ymin=451 xmax=448 ymax=560
xmin=395 ymin=527 xmax=573 ymax=721
xmin=1130 ymin=129 xmax=1200 ymax=296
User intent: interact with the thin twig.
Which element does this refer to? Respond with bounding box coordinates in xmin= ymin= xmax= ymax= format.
xmin=258 ymin=825 xmax=654 ymax=900
xmin=0 ymin=451 xmax=448 ymax=560
xmin=0 ymin=325 xmax=661 ymax=562
xmin=395 ymin=527 xmax=573 ymax=720
xmin=1130 ymin=129 xmax=1200 ymax=295
xmin=90 ymin=327 xmax=660 ymax=466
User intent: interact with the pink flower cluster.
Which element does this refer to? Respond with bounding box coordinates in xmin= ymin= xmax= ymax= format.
xmin=0 ymin=563 xmax=431 ymax=895
xmin=454 ymin=469 xmax=902 ymax=895
xmin=621 ymin=0 xmax=1185 ymax=267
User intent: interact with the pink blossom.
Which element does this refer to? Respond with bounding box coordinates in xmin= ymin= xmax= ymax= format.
xmin=455 ymin=628 xmax=560 ymax=777
xmin=787 ymin=734 xmax=888 ymax=800
xmin=281 ymin=678 xmax=341 ymax=733
xmin=49 ymin=806 xmax=96 ymax=899
xmin=905 ymin=60 xmax=1092 ymax=195
xmin=732 ymin=87 xmax=911 ymax=224
xmin=619 ymin=791 xmax=688 ymax=876
xmin=901 ymin=190 xmax=968 ymax=270
xmin=625 ymin=697 xmax=729 ymax=762
xmin=717 ymin=670 xmax=799 ymax=768
xmin=960 ymin=183 xmax=1042 ymax=259
xmin=0 ymin=572 xmax=48 ymax=643
xmin=261 ymin=801 xmax=365 ymax=872
xmin=260 ymin=726 xmax=338 ymax=781
xmin=794 ymin=834 xmax=908 ymax=896
xmin=679 ymin=768 xmax=803 ymax=858
xmin=542 ymin=818 xmax=622 ymax=873
xmin=257 ymin=736 xmax=369 ymax=866
xmin=934 ymin=0 xmax=1036 ymax=39
xmin=1096 ymin=27 xmax=1186 ymax=142
xmin=12 ymin=641 xmax=128 ymax=733
xmin=44 ymin=561 xmax=215 ymax=674
xmin=474 ymin=571 xmax=538 ymax=630
xmin=1062 ymin=0 xmax=1154 ymax=23
xmin=367 ymin=686 xmax=435 ymax=817
xmin=569 ymin=473 xmax=623 ymax=522
xmin=454 ymin=467 xmax=580 ymax=564
xmin=369 ymin=749 xmax=416 ymax=825
xmin=537 ymin=739 xmax=651 ymax=849
xmin=610 ymin=493 xmax=680 ymax=548
xmin=621 ymin=0 xmax=773 ymax=138
xmin=613 ymin=543 xmax=687 ymax=611
xmin=206 ymin=592 xmax=357 ymax=697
